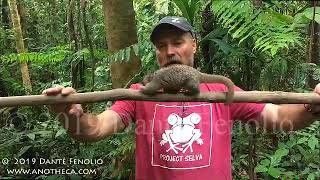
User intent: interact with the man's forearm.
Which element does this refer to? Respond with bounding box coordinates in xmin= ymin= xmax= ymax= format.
xmin=56 ymin=110 xmax=125 ymax=142
xmin=57 ymin=112 xmax=103 ymax=142
xmin=278 ymin=104 xmax=318 ymax=131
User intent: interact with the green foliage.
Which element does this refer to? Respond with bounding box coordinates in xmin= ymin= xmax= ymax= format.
xmin=210 ymin=1 xmax=319 ymax=179
xmin=254 ymin=148 xmax=289 ymax=178
xmin=0 ymin=45 xmax=72 ymax=63
xmin=134 ymin=0 xmax=161 ymax=75
xmin=1 ymin=0 xmax=319 ymax=179
xmin=0 ymin=28 xmax=15 ymax=54
xmin=254 ymin=122 xmax=320 ymax=179
xmin=171 ymin=0 xmax=201 ymax=25
xmin=105 ymin=45 xmax=137 ymax=63
xmin=211 ymin=0 xmax=306 ymax=57
xmin=303 ymin=7 xmax=320 ymax=24
xmin=260 ymin=57 xmax=289 ymax=90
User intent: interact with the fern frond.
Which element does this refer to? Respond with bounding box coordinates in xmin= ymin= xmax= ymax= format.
xmin=211 ymin=0 xmax=304 ymax=57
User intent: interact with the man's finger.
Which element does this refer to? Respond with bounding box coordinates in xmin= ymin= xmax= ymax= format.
xmin=43 ymin=86 xmax=64 ymax=95
xmin=314 ymin=83 xmax=320 ymax=94
xmin=69 ymin=104 xmax=83 ymax=116
xmin=61 ymin=87 xmax=77 ymax=95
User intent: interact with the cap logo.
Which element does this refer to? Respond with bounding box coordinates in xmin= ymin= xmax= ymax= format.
xmin=171 ymin=17 xmax=181 ymax=23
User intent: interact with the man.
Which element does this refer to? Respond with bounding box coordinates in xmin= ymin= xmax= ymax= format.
xmin=43 ymin=16 xmax=320 ymax=180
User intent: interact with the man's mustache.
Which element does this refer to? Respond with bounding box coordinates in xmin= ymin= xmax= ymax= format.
xmin=163 ymin=56 xmax=182 ymax=67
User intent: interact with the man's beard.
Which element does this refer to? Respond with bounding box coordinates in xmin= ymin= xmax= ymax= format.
xmin=163 ymin=56 xmax=183 ymax=67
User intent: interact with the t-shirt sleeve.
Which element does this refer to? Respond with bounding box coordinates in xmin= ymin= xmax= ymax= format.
xmin=230 ymin=86 xmax=266 ymax=121
xmin=110 ymin=84 xmax=140 ymax=127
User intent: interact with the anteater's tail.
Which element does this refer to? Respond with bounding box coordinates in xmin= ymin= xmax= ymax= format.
xmin=200 ymin=73 xmax=235 ymax=104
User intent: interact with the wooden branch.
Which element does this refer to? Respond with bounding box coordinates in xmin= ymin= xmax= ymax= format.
xmin=1 ymin=89 xmax=320 ymax=107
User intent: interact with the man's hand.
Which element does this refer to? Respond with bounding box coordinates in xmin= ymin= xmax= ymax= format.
xmin=305 ymin=83 xmax=320 ymax=116
xmin=41 ymin=86 xmax=125 ymax=141
xmin=42 ymin=86 xmax=83 ymax=117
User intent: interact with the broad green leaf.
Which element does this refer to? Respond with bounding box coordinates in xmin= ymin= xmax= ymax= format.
xmin=172 ymin=0 xmax=191 ymax=23
xmin=279 ymin=59 xmax=288 ymax=76
xmin=302 ymin=167 xmax=311 ymax=175
xmin=260 ymin=159 xmax=270 ymax=166
xmin=293 ymin=154 xmax=302 ymax=162
xmin=55 ymin=128 xmax=66 ymax=138
xmin=210 ymin=39 xmax=235 ymax=54
xmin=275 ymin=148 xmax=289 ymax=157
xmin=297 ymin=145 xmax=307 ymax=157
xmin=189 ymin=3 xmax=196 ymax=24
xmin=308 ymin=135 xmax=319 ymax=150
xmin=255 ymin=165 xmax=268 ymax=173
xmin=271 ymin=148 xmax=289 ymax=166
xmin=36 ymin=130 xmax=53 ymax=137
xmin=308 ymin=163 xmax=319 ymax=169
xmin=26 ymin=133 xmax=35 ymax=141
xmin=303 ymin=7 xmax=320 ymax=24
xmin=292 ymin=13 xmax=311 ymax=27
xmin=297 ymin=137 xmax=308 ymax=144
xmin=285 ymin=138 xmax=296 ymax=148
xmin=307 ymin=173 xmax=315 ymax=180
xmin=268 ymin=167 xmax=281 ymax=178
xmin=17 ymin=145 xmax=32 ymax=157
xmin=200 ymin=28 xmax=226 ymax=43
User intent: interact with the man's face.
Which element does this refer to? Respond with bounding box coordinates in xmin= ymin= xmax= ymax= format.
xmin=153 ymin=26 xmax=197 ymax=68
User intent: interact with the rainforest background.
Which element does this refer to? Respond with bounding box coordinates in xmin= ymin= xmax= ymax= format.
xmin=0 ymin=0 xmax=319 ymax=179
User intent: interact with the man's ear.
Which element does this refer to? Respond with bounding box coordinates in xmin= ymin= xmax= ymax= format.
xmin=192 ymin=39 xmax=197 ymax=53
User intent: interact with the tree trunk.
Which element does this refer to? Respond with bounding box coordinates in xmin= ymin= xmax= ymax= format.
xmin=17 ymin=0 xmax=27 ymax=49
xmin=0 ymin=0 xmax=2 ymax=26
xmin=28 ymin=0 xmax=40 ymax=48
xmin=77 ymin=0 xmax=84 ymax=49
xmin=68 ymin=0 xmax=79 ymax=88
xmin=2 ymin=0 xmax=10 ymax=50
xmin=81 ymin=0 xmax=96 ymax=90
xmin=8 ymin=0 xmax=32 ymax=91
xmin=102 ymin=0 xmax=141 ymax=89
xmin=200 ymin=2 xmax=214 ymax=73
xmin=0 ymin=74 xmax=8 ymax=97
xmin=77 ymin=0 xmax=85 ymax=88
xmin=307 ymin=0 xmax=320 ymax=88
xmin=68 ymin=0 xmax=78 ymax=49
xmin=110 ymin=48 xmax=141 ymax=88
xmin=102 ymin=0 xmax=138 ymax=52
xmin=246 ymin=1 xmax=263 ymax=179
xmin=48 ymin=0 xmax=58 ymax=44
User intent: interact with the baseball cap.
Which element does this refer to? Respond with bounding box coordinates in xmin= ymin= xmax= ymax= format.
xmin=150 ymin=16 xmax=196 ymax=43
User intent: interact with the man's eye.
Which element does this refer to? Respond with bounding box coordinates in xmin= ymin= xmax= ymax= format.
xmin=174 ymin=42 xmax=182 ymax=46
xmin=157 ymin=44 xmax=165 ymax=49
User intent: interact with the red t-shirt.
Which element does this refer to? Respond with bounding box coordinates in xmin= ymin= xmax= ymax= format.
xmin=111 ymin=83 xmax=265 ymax=180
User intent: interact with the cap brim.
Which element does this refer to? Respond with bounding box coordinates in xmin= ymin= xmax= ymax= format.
xmin=150 ymin=23 xmax=190 ymax=43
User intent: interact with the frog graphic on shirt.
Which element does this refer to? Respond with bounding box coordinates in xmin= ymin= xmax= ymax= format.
xmin=160 ymin=113 xmax=204 ymax=154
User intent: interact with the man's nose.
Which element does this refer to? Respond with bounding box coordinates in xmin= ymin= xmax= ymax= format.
xmin=166 ymin=45 xmax=175 ymax=56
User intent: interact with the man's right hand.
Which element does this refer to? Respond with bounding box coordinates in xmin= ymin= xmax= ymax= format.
xmin=42 ymin=86 xmax=83 ymax=117
xmin=42 ymin=86 xmax=125 ymax=141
